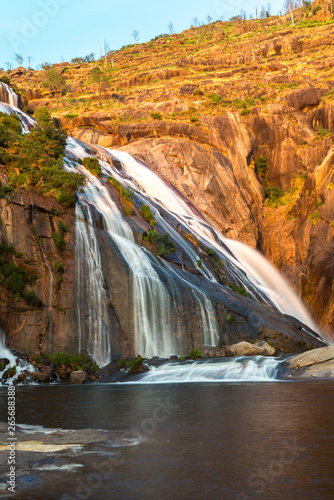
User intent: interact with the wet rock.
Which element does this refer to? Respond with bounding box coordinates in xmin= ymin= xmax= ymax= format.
xmin=69 ymin=370 xmax=87 ymax=384
xmin=0 ymin=358 xmax=10 ymax=366
xmin=32 ymin=372 xmax=50 ymax=383
xmin=202 ymin=346 xmax=227 ymax=358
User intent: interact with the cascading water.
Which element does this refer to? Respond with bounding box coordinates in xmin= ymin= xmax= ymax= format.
xmin=65 ymin=138 xmax=186 ymax=358
xmin=75 ymin=203 xmax=111 ymax=366
xmin=0 ymin=84 xmax=325 ymax=371
xmin=117 ymin=357 xmax=281 ymax=383
xmin=0 ymin=82 xmax=35 ymax=133
xmin=107 ymin=150 xmax=320 ymax=334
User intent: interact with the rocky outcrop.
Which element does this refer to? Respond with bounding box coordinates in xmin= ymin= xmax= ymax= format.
xmin=281 ymin=346 xmax=334 ymax=379
xmin=226 ymin=340 xmax=276 ymax=357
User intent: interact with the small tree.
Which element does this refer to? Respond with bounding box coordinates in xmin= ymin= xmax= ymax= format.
xmin=13 ymin=53 xmax=24 ymax=67
xmin=88 ymin=67 xmax=110 ymax=107
xmin=168 ymin=22 xmax=175 ymax=36
xmin=284 ymin=0 xmax=296 ymax=25
xmin=132 ymin=30 xmax=140 ymax=45
xmin=42 ymin=68 xmax=67 ymax=107
xmin=27 ymin=56 xmax=33 ymax=70
xmin=5 ymin=62 xmax=13 ymax=71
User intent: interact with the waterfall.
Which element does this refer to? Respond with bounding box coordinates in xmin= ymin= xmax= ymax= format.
xmin=41 ymin=248 xmax=53 ymax=351
xmin=117 ymin=357 xmax=281 ymax=383
xmin=108 ymin=150 xmax=320 ymax=334
xmin=66 ymin=138 xmax=184 ymax=358
xmin=75 ymin=203 xmax=111 ymax=366
xmin=0 ymin=86 xmax=323 ymax=367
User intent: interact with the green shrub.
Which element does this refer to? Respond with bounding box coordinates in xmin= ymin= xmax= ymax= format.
xmin=54 ymin=261 xmax=64 ymax=273
xmin=0 ymin=124 xmax=10 ymax=148
xmin=150 ymin=111 xmax=162 ymax=120
xmin=108 ymin=176 xmax=134 ymax=215
xmin=227 ymin=313 xmax=233 ymax=323
xmin=0 ymin=147 xmax=10 ymax=165
xmin=265 ymin=186 xmax=285 ymax=208
xmin=140 ymin=205 xmax=157 ymax=227
xmin=53 ymin=221 xmax=68 ymax=254
xmin=179 ymin=356 xmax=185 ymax=361
xmin=254 ymin=156 xmax=268 ymax=179
xmin=228 ymin=282 xmax=248 ymax=297
xmin=0 ymin=112 xmax=22 ymax=134
xmin=197 ymin=259 xmax=203 ymax=269
xmin=0 ymin=106 xmax=85 ymax=206
xmin=0 ymin=76 xmax=10 ymax=85
xmin=126 ymin=356 xmax=143 ymax=373
xmin=3 ymin=366 xmax=16 ymax=377
xmin=64 ymin=113 xmax=78 ymax=120
xmin=209 ymin=93 xmax=221 ymax=103
xmin=240 ymin=108 xmax=251 ymax=116
xmin=82 ymin=157 xmax=103 ymax=177
xmin=118 ymin=359 xmax=126 ymax=368
xmin=144 ymin=230 xmax=176 ymax=257
xmin=24 ymin=290 xmax=43 ymax=308
xmin=189 ymin=349 xmax=202 ymax=359
xmin=193 ymin=89 xmax=204 ymax=96
xmin=0 ymin=363 xmax=6 ymax=371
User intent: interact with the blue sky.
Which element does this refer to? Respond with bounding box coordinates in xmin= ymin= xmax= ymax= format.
xmin=0 ymin=0 xmax=283 ymax=69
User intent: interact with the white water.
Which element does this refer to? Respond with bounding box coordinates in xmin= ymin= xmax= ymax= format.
xmin=0 ymin=82 xmax=35 ymax=133
xmin=0 ymin=330 xmax=33 ymax=385
xmin=0 ymin=85 xmax=323 ymax=369
xmin=118 ymin=357 xmax=280 ymax=383
xmin=66 ymin=138 xmax=186 ymax=358
xmin=75 ymin=203 xmax=111 ymax=366
xmin=108 ymin=150 xmax=320 ymax=333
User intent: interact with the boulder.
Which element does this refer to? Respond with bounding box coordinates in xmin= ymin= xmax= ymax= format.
xmin=281 ymin=345 xmax=334 ymax=380
xmin=285 ymin=87 xmax=326 ymax=111
xmin=226 ymin=340 xmax=276 ymax=357
xmin=32 ymin=372 xmax=49 ymax=383
xmin=69 ymin=370 xmax=87 ymax=384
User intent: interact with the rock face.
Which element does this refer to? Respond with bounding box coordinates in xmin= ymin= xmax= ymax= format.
xmin=281 ymin=346 xmax=334 ymax=379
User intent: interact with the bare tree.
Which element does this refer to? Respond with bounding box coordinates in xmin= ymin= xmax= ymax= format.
xmin=13 ymin=53 xmax=24 ymax=67
xmin=256 ymin=6 xmax=258 ymax=18
xmin=250 ymin=14 xmax=253 ymax=28
xmin=241 ymin=9 xmax=247 ymax=20
xmin=192 ymin=17 xmax=199 ymax=28
xmin=27 ymin=56 xmax=33 ymax=70
xmin=168 ymin=22 xmax=175 ymax=36
xmin=267 ymin=2 xmax=272 ymax=16
xmin=5 ymin=62 xmax=13 ymax=71
xmin=284 ymin=0 xmax=295 ymax=26
xmin=132 ymin=30 xmax=140 ymax=45
xmin=207 ymin=14 xmax=213 ymax=24
xmin=104 ymin=39 xmax=110 ymax=65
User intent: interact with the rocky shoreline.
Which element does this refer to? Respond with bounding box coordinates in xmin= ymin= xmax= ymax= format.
xmin=1 ymin=341 xmax=334 ymax=385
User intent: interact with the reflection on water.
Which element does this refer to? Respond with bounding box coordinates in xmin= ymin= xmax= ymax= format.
xmin=0 ymin=382 xmax=333 ymax=499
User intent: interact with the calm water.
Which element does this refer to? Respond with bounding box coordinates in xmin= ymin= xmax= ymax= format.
xmin=0 ymin=382 xmax=334 ymax=499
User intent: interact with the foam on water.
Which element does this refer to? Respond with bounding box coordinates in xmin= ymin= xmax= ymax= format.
xmin=117 ymin=356 xmax=281 ymax=384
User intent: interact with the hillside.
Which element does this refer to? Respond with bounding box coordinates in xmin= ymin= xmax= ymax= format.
xmin=1 ymin=0 xmax=334 ymax=338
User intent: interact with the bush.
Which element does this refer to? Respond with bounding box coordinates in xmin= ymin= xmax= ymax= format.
xmin=150 ymin=111 xmax=162 ymax=120
xmin=144 ymin=229 xmax=176 ymax=257
xmin=189 ymin=349 xmax=202 ymax=359
xmin=64 ymin=113 xmax=78 ymax=120
xmin=0 ymin=106 xmax=85 ymax=206
xmin=0 ymin=112 xmax=22 ymax=134
xmin=53 ymin=221 xmax=68 ymax=254
xmin=126 ymin=356 xmax=143 ymax=373
xmin=0 ymin=124 xmax=9 ymax=148
xmin=228 ymin=282 xmax=248 ymax=297
xmin=254 ymin=156 xmax=268 ymax=179
xmin=265 ymin=186 xmax=285 ymax=208
xmin=227 ymin=313 xmax=233 ymax=323
xmin=140 ymin=205 xmax=156 ymax=228
xmin=54 ymin=260 xmax=64 ymax=273
xmin=0 ymin=76 xmax=10 ymax=85
xmin=82 ymin=157 xmax=103 ymax=177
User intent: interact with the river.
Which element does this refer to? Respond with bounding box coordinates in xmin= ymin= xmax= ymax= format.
xmin=0 ymin=381 xmax=333 ymax=499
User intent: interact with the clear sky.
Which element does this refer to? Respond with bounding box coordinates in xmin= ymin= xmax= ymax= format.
xmin=0 ymin=0 xmax=283 ymax=70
